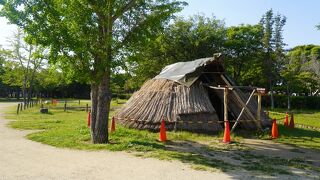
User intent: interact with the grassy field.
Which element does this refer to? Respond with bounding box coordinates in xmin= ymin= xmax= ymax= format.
xmin=267 ymin=109 xmax=320 ymax=150
xmin=269 ymin=109 xmax=320 ymax=128
xmin=3 ymin=102 xmax=320 ymax=176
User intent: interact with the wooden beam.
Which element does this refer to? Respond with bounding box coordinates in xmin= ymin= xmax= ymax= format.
xmin=205 ymin=85 xmax=234 ymax=90
xmin=220 ymin=74 xmax=261 ymax=129
xmin=201 ymin=72 xmax=226 ymax=74
xmin=230 ymin=89 xmax=256 ymax=133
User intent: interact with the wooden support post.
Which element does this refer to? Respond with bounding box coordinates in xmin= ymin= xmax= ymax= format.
xmin=230 ymin=89 xmax=256 ymax=133
xmin=78 ymin=100 xmax=80 ymax=105
xmin=17 ymin=104 xmax=20 ymax=114
xmin=224 ymin=87 xmax=228 ymax=122
xmin=20 ymin=103 xmax=23 ymax=111
xmin=221 ymin=75 xmax=256 ymax=124
xmin=257 ymin=93 xmax=262 ymax=122
xmin=64 ymin=101 xmax=67 ymax=112
xmin=86 ymin=104 xmax=88 ymax=112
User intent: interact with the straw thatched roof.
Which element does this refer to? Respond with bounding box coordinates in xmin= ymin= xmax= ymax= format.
xmin=115 ymin=54 xmax=271 ymax=132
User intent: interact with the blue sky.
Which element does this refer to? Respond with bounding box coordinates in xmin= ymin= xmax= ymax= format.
xmin=1 ymin=1 xmax=320 ymax=48
xmin=179 ymin=0 xmax=320 ymax=48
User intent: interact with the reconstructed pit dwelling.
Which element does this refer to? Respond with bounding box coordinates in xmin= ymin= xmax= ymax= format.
xmin=115 ymin=54 xmax=271 ymax=133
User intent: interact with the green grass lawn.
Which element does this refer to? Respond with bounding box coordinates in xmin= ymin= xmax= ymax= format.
xmin=263 ymin=109 xmax=320 ymax=149
xmin=4 ymin=102 xmax=320 ymax=175
xmin=269 ymin=109 xmax=320 ymax=128
xmin=5 ymin=101 xmax=241 ymax=172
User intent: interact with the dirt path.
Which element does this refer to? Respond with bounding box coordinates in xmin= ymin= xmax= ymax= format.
xmin=0 ymin=103 xmax=231 ymax=180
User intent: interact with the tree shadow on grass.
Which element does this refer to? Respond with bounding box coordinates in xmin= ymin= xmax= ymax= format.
xmin=124 ymin=131 xmax=320 ymax=179
xmin=276 ymin=125 xmax=320 ymax=149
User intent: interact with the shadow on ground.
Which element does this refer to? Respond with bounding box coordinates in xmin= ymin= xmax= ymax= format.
xmin=130 ymin=129 xmax=320 ymax=179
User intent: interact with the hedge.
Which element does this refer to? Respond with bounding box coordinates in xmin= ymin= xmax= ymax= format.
xmin=262 ymin=95 xmax=320 ymax=110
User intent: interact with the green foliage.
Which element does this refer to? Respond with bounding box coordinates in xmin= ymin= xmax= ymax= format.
xmin=0 ymin=0 xmax=187 ymax=84
xmin=127 ymin=15 xmax=226 ymax=87
xmin=224 ymin=24 xmax=264 ymax=85
xmin=260 ymin=9 xmax=287 ymax=82
xmin=35 ymin=68 xmax=64 ymax=92
xmin=282 ymin=45 xmax=320 ymax=93
xmin=1 ymin=60 xmax=24 ymax=87
xmin=263 ymin=95 xmax=320 ymax=110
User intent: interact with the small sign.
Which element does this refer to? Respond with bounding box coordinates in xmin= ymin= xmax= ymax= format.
xmin=257 ymin=88 xmax=266 ymax=95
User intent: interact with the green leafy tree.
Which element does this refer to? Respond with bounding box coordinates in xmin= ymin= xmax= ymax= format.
xmin=0 ymin=28 xmax=44 ymax=103
xmin=224 ymin=24 xmax=264 ymax=85
xmin=260 ymin=9 xmax=286 ymax=110
xmin=35 ymin=67 xmax=64 ymax=97
xmin=0 ymin=47 xmax=11 ymax=97
xmin=282 ymin=45 xmax=320 ymax=109
xmin=128 ymin=15 xmax=226 ymax=85
xmin=1 ymin=0 xmax=186 ymax=143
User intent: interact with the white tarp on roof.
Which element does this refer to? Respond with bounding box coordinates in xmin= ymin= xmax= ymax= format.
xmin=154 ymin=54 xmax=221 ymax=87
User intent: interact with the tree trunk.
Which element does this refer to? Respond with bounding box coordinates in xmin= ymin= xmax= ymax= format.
xmin=90 ymin=72 xmax=111 ymax=144
xmin=27 ymin=68 xmax=37 ymax=103
xmin=269 ymin=79 xmax=274 ymax=110
xmin=287 ymin=83 xmax=291 ymax=110
xmin=22 ymin=76 xmax=27 ymax=104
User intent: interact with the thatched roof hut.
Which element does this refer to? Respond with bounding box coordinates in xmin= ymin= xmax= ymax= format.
xmin=115 ymin=54 xmax=271 ymax=133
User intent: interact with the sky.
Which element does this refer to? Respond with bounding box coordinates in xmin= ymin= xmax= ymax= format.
xmin=0 ymin=0 xmax=320 ymax=48
xmin=179 ymin=0 xmax=320 ymax=48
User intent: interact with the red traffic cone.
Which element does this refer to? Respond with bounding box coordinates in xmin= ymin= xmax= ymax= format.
xmin=159 ymin=118 xmax=167 ymax=142
xmin=271 ymin=119 xmax=279 ymax=139
xmin=289 ymin=113 xmax=295 ymax=129
xmin=223 ymin=120 xmax=231 ymax=143
xmin=111 ymin=116 xmax=116 ymax=133
xmin=284 ymin=112 xmax=289 ymax=127
xmin=87 ymin=111 xmax=91 ymax=128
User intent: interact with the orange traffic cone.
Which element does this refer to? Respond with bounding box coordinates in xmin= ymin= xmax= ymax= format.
xmin=111 ymin=116 xmax=116 ymax=132
xmin=284 ymin=112 xmax=289 ymax=127
xmin=87 ymin=111 xmax=91 ymax=127
xmin=223 ymin=120 xmax=231 ymax=143
xmin=289 ymin=113 xmax=295 ymax=128
xmin=271 ymin=119 xmax=279 ymax=139
xmin=159 ymin=118 xmax=167 ymax=142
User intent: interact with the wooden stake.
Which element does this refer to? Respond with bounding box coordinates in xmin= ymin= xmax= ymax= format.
xmin=17 ymin=103 xmax=20 ymax=114
xmin=257 ymin=93 xmax=262 ymax=122
xmin=224 ymin=87 xmax=228 ymax=122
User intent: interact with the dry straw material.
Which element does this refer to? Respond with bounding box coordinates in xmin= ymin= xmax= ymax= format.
xmin=115 ymin=56 xmax=271 ymax=133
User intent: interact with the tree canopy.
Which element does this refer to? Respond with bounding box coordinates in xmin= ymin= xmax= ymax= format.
xmin=0 ymin=0 xmax=187 ymax=143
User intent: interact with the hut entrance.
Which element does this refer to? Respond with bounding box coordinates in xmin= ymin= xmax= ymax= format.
xmin=205 ymin=86 xmax=236 ymax=128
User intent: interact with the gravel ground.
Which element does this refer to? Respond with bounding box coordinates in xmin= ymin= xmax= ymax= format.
xmin=0 ymin=103 xmax=231 ymax=180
